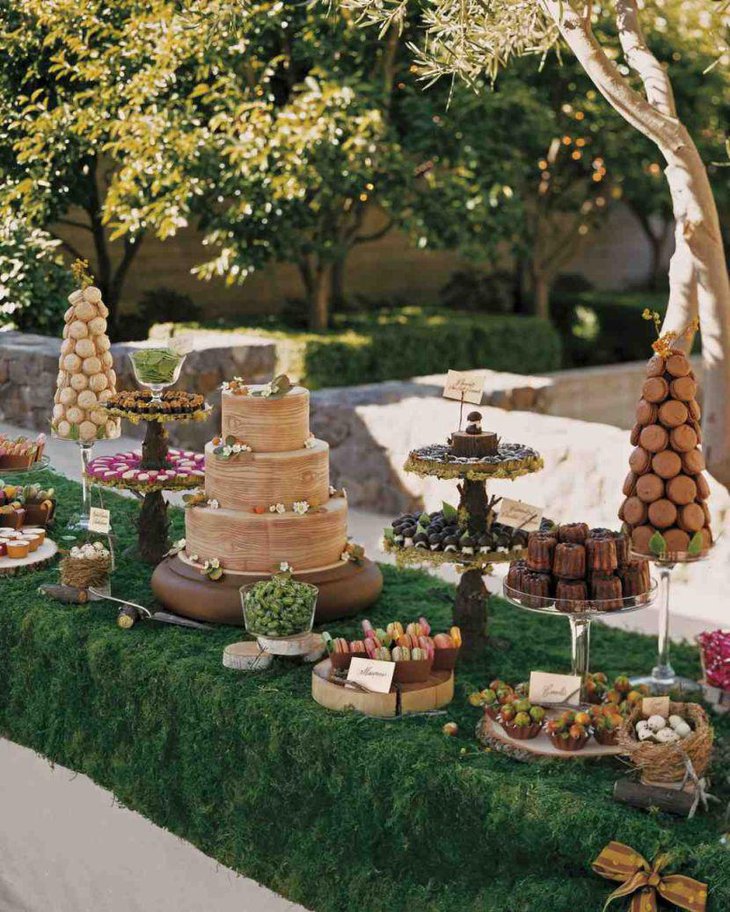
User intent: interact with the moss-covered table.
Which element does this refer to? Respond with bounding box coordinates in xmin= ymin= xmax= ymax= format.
xmin=1 ymin=470 xmax=728 ymax=912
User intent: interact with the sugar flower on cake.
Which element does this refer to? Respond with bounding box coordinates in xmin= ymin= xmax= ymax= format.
xmin=208 ymin=499 xmax=220 ymax=510
xmin=202 ymin=557 xmax=224 ymax=581
xmin=165 ymin=538 xmax=186 ymax=557
xmin=292 ymin=500 xmax=310 ymax=515
xmin=269 ymin=502 xmax=286 ymax=514
xmin=303 ymin=434 xmax=316 ymax=449
xmin=340 ymin=542 xmax=365 ymax=565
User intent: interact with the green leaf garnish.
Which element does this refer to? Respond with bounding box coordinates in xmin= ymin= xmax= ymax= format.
xmin=687 ymin=531 xmax=704 ymax=556
xmin=383 ymin=527 xmax=395 ymax=543
xmin=648 ymin=531 xmax=667 ymax=556
xmin=442 ymin=501 xmax=458 ymax=522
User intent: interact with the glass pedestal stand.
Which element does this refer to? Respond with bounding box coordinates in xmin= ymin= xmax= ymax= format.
xmin=629 ymin=551 xmax=712 ymax=695
xmin=66 ymin=441 xmax=95 ymax=532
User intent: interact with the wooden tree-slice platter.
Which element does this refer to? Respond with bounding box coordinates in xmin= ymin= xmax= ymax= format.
xmin=477 ymin=713 xmax=623 ymax=761
xmin=223 ymin=641 xmax=273 ymax=672
xmin=312 ymin=659 xmax=454 ymax=718
xmin=0 ymin=538 xmax=58 ymax=576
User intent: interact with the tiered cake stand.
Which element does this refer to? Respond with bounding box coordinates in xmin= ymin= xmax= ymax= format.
xmin=88 ymin=402 xmax=211 ymax=564
xmin=385 ymin=442 xmax=543 ymax=655
xmin=502 ymin=581 xmax=658 ymax=679
xmin=629 ymin=546 xmax=713 ymax=694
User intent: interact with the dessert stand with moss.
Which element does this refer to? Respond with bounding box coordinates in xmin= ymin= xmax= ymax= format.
xmin=90 ymin=399 xmax=211 ymax=564
xmin=385 ymin=440 xmax=543 ymax=656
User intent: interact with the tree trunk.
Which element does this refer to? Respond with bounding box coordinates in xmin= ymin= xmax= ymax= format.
xmin=331 ymin=255 xmax=347 ymax=312
xmin=454 ymin=569 xmax=488 ymax=658
xmin=533 ymin=272 xmax=551 ymax=321
xmin=542 ymin=0 xmax=730 ymax=486
xmin=308 ymin=264 xmax=332 ymax=331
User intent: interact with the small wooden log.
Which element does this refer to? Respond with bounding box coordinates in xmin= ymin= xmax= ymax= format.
xmin=450 ymin=431 xmax=498 ymax=458
xmin=39 ymin=583 xmax=88 ymax=604
xmin=613 ymin=779 xmax=695 ymax=816
xmin=117 ymin=605 xmax=141 ymax=629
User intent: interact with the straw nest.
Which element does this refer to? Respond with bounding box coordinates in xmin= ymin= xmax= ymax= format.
xmin=60 ymin=553 xmax=112 ymax=590
xmin=618 ymin=701 xmax=713 ymax=782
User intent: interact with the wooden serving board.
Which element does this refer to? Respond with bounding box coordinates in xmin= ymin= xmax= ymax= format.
xmin=312 ymin=659 xmax=454 ymax=718
xmin=0 ymin=538 xmax=58 ymax=575
xmin=477 ymin=713 xmax=623 ymax=761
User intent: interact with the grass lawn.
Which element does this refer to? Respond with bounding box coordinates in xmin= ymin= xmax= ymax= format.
xmin=1 ymin=470 xmax=728 ymax=911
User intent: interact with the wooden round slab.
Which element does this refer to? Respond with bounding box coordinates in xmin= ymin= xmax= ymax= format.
xmin=222 ymin=641 xmax=273 ymax=672
xmin=477 ymin=713 xmax=623 ymax=761
xmin=0 ymin=538 xmax=58 ymax=576
xmin=257 ymin=632 xmax=324 ymax=657
xmin=312 ymin=659 xmax=454 ymax=718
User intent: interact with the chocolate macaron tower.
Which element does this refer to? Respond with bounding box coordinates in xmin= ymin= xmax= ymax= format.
xmin=621 ymin=340 xmax=712 ymax=558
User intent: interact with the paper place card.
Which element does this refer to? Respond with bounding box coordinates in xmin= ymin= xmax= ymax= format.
xmin=497 ymin=498 xmax=544 ymax=533
xmin=88 ymin=507 xmax=111 ymax=535
xmin=442 ymin=370 xmax=487 ymax=405
xmin=347 ymin=657 xmax=395 ymax=694
xmin=529 ymin=671 xmax=581 ymax=706
xmin=641 ymin=696 xmax=670 ymax=718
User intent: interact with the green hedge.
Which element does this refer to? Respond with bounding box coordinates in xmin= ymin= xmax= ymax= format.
xmin=1 ymin=472 xmax=729 ymax=912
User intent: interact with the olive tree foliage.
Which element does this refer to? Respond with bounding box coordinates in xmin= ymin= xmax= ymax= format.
xmin=341 ymin=0 xmax=730 ymax=485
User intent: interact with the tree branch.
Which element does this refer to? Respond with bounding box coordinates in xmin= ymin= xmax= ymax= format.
xmin=48 ymin=230 xmax=85 ymax=263
xmin=615 ymin=0 xmax=676 ymax=117
xmin=353 ymin=217 xmax=394 ymax=245
xmin=56 ymin=217 xmax=94 ymax=233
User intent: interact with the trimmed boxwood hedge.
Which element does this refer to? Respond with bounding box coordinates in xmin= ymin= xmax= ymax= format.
xmin=1 ymin=471 xmax=729 ymax=911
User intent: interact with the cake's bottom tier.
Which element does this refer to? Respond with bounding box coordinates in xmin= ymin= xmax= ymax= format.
xmin=185 ymin=497 xmax=348 ymax=572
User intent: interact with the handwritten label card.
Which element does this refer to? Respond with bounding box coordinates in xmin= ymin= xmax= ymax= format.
xmin=88 ymin=507 xmax=111 ymax=535
xmin=347 ymin=657 xmax=395 ymax=694
xmin=641 ymin=696 xmax=670 ymax=719
xmin=529 ymin=672 xmax=581 ymax=706
xmin=442 ymin=370 xmax=487 ymax=405
xmin=497 ymin=498 xmax=544 ymax=533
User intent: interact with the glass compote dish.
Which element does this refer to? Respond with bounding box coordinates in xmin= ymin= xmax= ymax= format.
xmin=128 ymin=346 xmax=187 ymax=406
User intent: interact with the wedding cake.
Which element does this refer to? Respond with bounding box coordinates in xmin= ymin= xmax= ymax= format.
xmin=151 ymin=377 xmax=382 ymax=624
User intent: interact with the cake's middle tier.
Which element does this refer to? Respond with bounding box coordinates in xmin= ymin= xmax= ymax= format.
xmin=185 ymin=496 xmax=348 ymax=572
xmin=205 ymin=439 xmax=330 ymax=511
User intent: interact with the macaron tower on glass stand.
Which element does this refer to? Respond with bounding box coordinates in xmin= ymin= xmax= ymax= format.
xmin=383 ymin=408 xmax=543 ymax=656
xmin=619 ymin=319 xmax=715 ymax=695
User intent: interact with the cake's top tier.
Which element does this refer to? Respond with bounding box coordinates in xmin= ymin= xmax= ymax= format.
xmin=221 ymin=385 xmax=310 ymax=453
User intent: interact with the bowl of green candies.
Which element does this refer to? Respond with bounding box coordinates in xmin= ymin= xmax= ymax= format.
xmin=129 ymin=347 xmax=186 ymax=405
xmin=241 ymin=573 xmax=318 ymax=639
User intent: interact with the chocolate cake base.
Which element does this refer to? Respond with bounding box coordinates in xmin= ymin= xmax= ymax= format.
xmin=151 ymin=554 xmax=383 ymax=625
xmin=450 ymin=431 xmax=498 ymax=458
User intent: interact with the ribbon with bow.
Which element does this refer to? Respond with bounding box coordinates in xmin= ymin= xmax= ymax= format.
xmin=592 ymin=841 xmax=707 ymax=912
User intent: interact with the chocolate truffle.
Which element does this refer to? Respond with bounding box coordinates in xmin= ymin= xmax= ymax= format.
xmin=639 ymin=424 xmax=669 ymax=453
xmin=622 ymin=471 xmax=639 ymax=496
xmin=622 ymin=496 xmax=648 ymax=526
xmin=648 ymin=498 xmax=678 ymax=529
xmin=663 ymin=528 xmax=690 ymax=552
xmin=630 ymin=424 xmax=642 ymax=446
xmin=642 ymin=376 xmax=669 ymax=403
xmin=631 ymin=525 xmax=656 ymax=555
xmin=629 ymin=447 xmax=651 ymax=475
xmin=645 ymin=353 xmax=665 ymax=378
xmin=666 ymin=352 xmax=691 ymax=377
xmin=658 ymin=399 xmax=689 ymax=429
xmin=681 ymin=449 xmax=705 ymax=475
xmin=678 ymin=502 xmax=704 ymax=533
xmin=669 ymin=376 xmax=697 ymax=402
xmin=636 ymin=473 xmax=664 ymax=503
xmin=652 ymin=450 xmax=682 ymax=479
xmin=695 ymin=473 xmax=711 ymax=500
xmin=666 ymin=475 xmax=697 ymax=506
xmin=670 ymin=424 xmax=698 ymax=453
xmin=636 ymin=399 xmax=658 ymax=425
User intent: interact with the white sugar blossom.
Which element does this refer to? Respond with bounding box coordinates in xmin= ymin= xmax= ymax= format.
xmin=203 ymin=558 xmax=220 ymax=570
xmin=292 ymin=500 xmax=309 ymax=515
xmin=329 ymin=485 xmax=336 ymax=496
xmin=279 ymin=561 xmax=292 ymax=572
xmin=304 ymin=435 xmax=316 ymax=449
xmin=341 ymin=550 xmax=352 ymax=563
xmin=208 ymin=499 xmax=220 ymax=510
xmin=260 ymin=385 xmax=272 ymax=398
xmin=269 ymin=502 xmax=286 ymax=514
xmin=189 ymin=553 xmax=199 ymax=562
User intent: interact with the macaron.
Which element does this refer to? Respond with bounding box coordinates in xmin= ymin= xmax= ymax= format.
xmin=645 ymin=353 xmax=665 ymax=377
xmin=622 ymin=496 xmax=648 ymax=525
xmin=640 ymin=424 xmax=669 ymax=453
xmin=648 ymin=499 xmax=677 ymax=529
xmin=701 ymin=501 xmax=712 ymax=526
xmin=690 ymin=419 xmax=703 ymax=443
xmin=666 ymin=352 xmax=691 ymax=377
xmin=669 ymin=376 xmax=697 ymax=402
xmin=699 ymin=527 xmax=713 ymax=549
xmin=630 ymin=424 xmax=642 ymax=446
xmin=622 ymin=471 xmax=639 ymax=496
xmin=636 ymin=399 xmax=657 ymax=425
xmin=642 ymin=376 xmax=669 ymax=403
xmin=663 ymin=528 xmax=690 ymax=552
xmin=670 ymin=424 xmax=698 ymax=453
xmin=678 ymin=502 xmax=704 ymax=533
xmin=652 ymin=450 xmax=682 ymax=479
xmin=636 ymin=474 xmax=664 ymax=503
xmin=666 ymin=475 xmax=697 ymax=506
xmin=631 ymin=525 xmax=656 ymax=555
xmin=687 ymin=399 xmax=702 ymax=421
xmin=695 ymin=473 xmax=711 ymax=500
xmin=681 ymin=449 xmax=705 ymax=475
xmin=629 ymin=447 xmax=652 ymax=475
xmin=658 ymin=400 xmax=689 ymax=429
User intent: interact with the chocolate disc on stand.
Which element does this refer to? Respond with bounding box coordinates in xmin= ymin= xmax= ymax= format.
xmin=636 ymin=474 xmax=664 ymax=503
xmin=622 ymin=471 xmax=639 ymax=496
xmin=670 ymin=424 xmax=698 ymax=453
xmin=681 ymin=449 xmax=705 ymax=475
xmin=695 ymin=473 xmax=711 ymax=500
xmin=642 ymin=376 xmax=670 ymax=403
xmin=663 ymin=528 xmax=690 ymax=552
xmin=678 ymin=502 xmax=705 ymax=533
xmin=658 ymin=400 xmax=689 ymax=429
xmin=636 ymin=399 xmax=658 ymax=425
xmin=629 ymin=447 xmax=651 ymax=475
xmin=648 ymin=498 xmax=678 ymax=530
xmin=666 ymin=352 xmax=691 ymax=377
xmin=631 ymin=525 xmax=656 ymax=554
xmin=666 ymin=475 xmax=697 ymax=506
xmin=623 ymin=496 xmax=648 ymax=526
xmin=639 ymin=424 xmax=669 ymax=453
xmin=645 ymin=354 xmax=666 ymax=378
xmin=652 ymin=450 xmax=682 ymax=479
xmin=669 ymin=376 xmax=697 ymax=402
